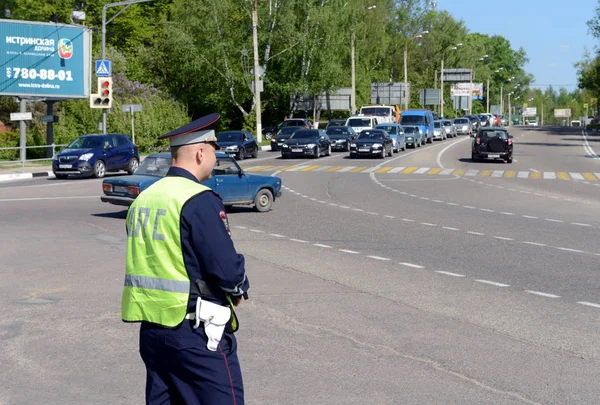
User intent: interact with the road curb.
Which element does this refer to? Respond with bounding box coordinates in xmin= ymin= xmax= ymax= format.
xmin=0 ymin=170 xmax=55 ymax=183
xmin=260 ymin=145 xmax=272 ymax=151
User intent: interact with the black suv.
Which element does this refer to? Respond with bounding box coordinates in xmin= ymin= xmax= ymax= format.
xmin=262 ymin=119 xmax=312 ymax=140
xmin=471 ymin=128 xmax=513 ymax=163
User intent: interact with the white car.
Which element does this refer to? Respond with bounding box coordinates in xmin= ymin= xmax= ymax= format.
xmin=527 ymin=120 xmax=539 ymax=127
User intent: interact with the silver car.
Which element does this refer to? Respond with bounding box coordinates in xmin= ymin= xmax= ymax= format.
xmin=442 ymin=120 xmax=457 ymax=138
xmin=453 ymin=118 xmax=472 ymax=135
xmin=433 ymin=120 xmax=447 ymax=141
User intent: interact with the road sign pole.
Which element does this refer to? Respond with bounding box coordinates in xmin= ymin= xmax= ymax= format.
xmin=19 ymin=98 xmax=26 ymax=164
xmin=130 ymin=106 xmax=135 ymax=145
xmin=101 ymin=7 xmax=107 ymax=134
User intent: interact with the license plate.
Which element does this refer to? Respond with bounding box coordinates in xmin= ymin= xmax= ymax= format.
xmin=487 ymin=154 xmax=500 ymax=158
xmin=114 ymin=185 xmax=129 ymax=193
xmin=59 ymin=164 xmax=72 ymax=169
xmin=291 ymin=148 xmax=303 ymax=152
xmin=358 ymin=148 xmax=370 ymax=152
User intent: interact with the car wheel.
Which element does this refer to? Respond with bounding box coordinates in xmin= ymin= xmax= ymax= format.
xmin=126 ymin=157 xmax=139 ymax=175
xmin=55 ymin=173 xmax=67 ymax=179
xmin=427 ymin=137 xmax=433 ymax=144
xmin=380 ymin=148 xmax=386 ymax=159
xmin=471 ymin=153 xmax=478 ymax=162
xmin=401 ymin=145 xmax=405 ymax=151
xmin=93 ymin=160 xmax=106 ymax=178
xmin=314 ymin=146 xmax=320 ymax=159
xmin=238 ymin=148 xmax=245 ymax=160
xmin=254 ymin=188 xmax=274 ymax=212
xmin=326 ymin=145 xmax=331 ymax=156
xmin=253 ymin=147 xmax=259 ymax=158
xmin=388 ymin=146 xmax=393 ymax=157
xmin=264 ymin=132 xmax=274 ymax=141
xmin=506 ymin=156 xmax=513 ymax=163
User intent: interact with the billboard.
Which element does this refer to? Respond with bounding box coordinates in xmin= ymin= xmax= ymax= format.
xmin=442 ymin=68 xmax=473 ymax=83
xmin=0 ymin=19 xmax=91 ymax=99
xmin=295 ymin=88 xmax=352 ymax=111
xmin=554 ymin=108 xmax=571 ymax=118
xmin=370 ymin=82 xmax=410 ymax=105
xmin=522 ymin=107 xmax=537 ymax=117
xmin=450 ymin=83 xmax=483 ymax=99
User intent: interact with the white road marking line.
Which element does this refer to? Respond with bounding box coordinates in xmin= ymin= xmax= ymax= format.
xmin=329 ymin=203 xmax=338 ymax=206
xmin=476 ymin=280 xmax=510 ymax=287
xmin=289 ymin=238 xmax=308 ymax=243
xmin=432 ymin=199 xmax=444 ymax=203
xmin=508 ymin=188 xmax=517 ymax=191
xmin=270 ymin=234 xmax=286 ymax=238
xmin=517 ymin=171 xmax=529 ymax=179
xmin=548 ymin=196 xmax=560 ymax=199
xmin=399 ymin=262 xmax=425 ymax=269
xmin=314 ymin=244 xmax=331 ymax=248
xmin=522 ymin=215 xmax=538 ymax=219
xmin=384 ymin=215 xmax=395 ymax=219
xmin=577 ymin=301 xmax=600 ymax=309
xmin=465 ymin=169 xmax=479 ymax=177
xmin=439 ymin=168 xmax=454 ymax=175
xmin=337 ymin=166 xmax=357 ymax=172
xmin=310 ymin=198 xmax=317 ymax=201
xmin=534 ymin=193 xmax=544 ymax=196
xmin=339 ymin=205 xmax=350 ymax=209
xmin=367 ymin=211 xmax=379 ymax=215
xmin=530 ymin=168 xmax=540 ymax=172
xmin=543 ymin=172 xmax=556 ymax=180
xmin=353 ymin=208 xmax=364 ymax=212
xmin=287 ymin=165 xmax=311 ymax=172
xmin=421 ymin=222 xmax=437 ymax=227
xmin=436 ymin=271 xmax=465 ymax=277
xmin=463 ymin=205 xmax=476 ymax=209
xmin=339 ymin=249 xmax=360 ymax=254
xmin=572 ymin=223 xmax=591 ymax=227
xmin=312 ymin=166 xmax=332 ymax=172
xmin=367 ymin=256 xmax=391 ymax=261
xmin=525 ymin=290 xmax=560 ymax=298
xmin=442 ymin=226 xmax=460 ymax=231
xmin=446 ymin=202 xmax=459 ymax=206
xmin=501 ymin=212 xmax=515 ymax=216
xmin=413 ymin=167 xmax=430 ymax=174
xmin=556 ymin=247 xmax=584 ymax=253
xmin=493 ymin=236 xmax=514 ymax=241
xmin=234 ymin=226 xmax=247 ymax=229
xmin=480 ymin=208 xmax=495 ymax=212
xmin=545 ymin=218 xmax=564 ymax=223
xmin=249 ymin=229 xmax=264 ymax=233
xmin=318 ymin=200 xmax=327 ymax=204
xmin=519 ymin=190 xmax=531 ymax=194
xmin=419 ymin=196 xmax=430 ymax=200
xmin=400 ymin=191 xmax=408 ymax=195
xmin=523 ymin=241 xmax=546 ymax=247
xmin=569 ymin=172 xmax=584 ymax=180
xmin=388 ymin=167 xmax=406 ymax=173
xmin=402 ymin=218 xmax=415 ymax=222
xmin=362 ymin=167 xmax=380 ymax=173
xmin=491 ymin=170 xmax=504 ymax=178
xmin=467 ymin=231 xmax=485 ymax=236
xmin=409 ymin=194 xmax=417 ymax=197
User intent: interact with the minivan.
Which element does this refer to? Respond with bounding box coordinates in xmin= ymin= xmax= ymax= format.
xmin=399 ymin=110 xmax=434 ymax=144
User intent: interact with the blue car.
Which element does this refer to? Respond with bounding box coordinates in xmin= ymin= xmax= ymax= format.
xmin=53 ymin=133 xmax=139 ymax=179
xmin=100 ymin=152 xmax=282 ymax=212
xmin=375 ymin=123 xmax=406 ymax=152
xmin=217 ymin=130 xmax=260 ymax=160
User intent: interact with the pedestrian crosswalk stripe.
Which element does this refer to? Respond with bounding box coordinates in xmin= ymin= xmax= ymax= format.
xmin=439 ymin=168 xmax=454 ymax=175
xmin=414 ymin=167 xmax=430 ymax=174
xmin=517 ymin=171 xmax=529 ymax=179
xmin=278 ymin=165 xmax=301 ymax=171
xmin=388 ymin=167 xmax=406 ymax=174
xmin=491 ymin=170 xmax=504 ymax=178
xmin=402 ymin=167 xmax=418 ymax=174
xmin=350 ymin=166 xmax=368 ymax=173
xmin=375 ymin=167 xmax=393 ymax=173
xmin=465 ymin=169 xmax=479 ymax=177
xmin=479 ymin=169 xmax=492 ymax=177
xmin=326 ymin=166 xmax=347 ymax=172
xmin=583 ymin=173 xmax=598 ymax=181
xmin=569 ymin=172 xmax=584 ymax=180
xmin=556 ymin=172 xmax=570 ymax=180
xmin=287 ymin=165 xmax=311 ymax=172
xmin=543 ymin=172 xmax=556 ymax=180
xmin=504 ymin=171 xmax=517 ymax=178
xmin=313 ymin=166 xmax=332 ymax=172
xmin=427 ymin=168 xmax=443 ymax=175
xmin=300 ymin=165 xmax=320 ymax=172
xmin=362 ymin=167 xmax=379 ymax=173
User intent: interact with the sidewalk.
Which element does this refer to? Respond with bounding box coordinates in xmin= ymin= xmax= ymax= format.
xmin=0 ymin=145 xmax=273 ymax=183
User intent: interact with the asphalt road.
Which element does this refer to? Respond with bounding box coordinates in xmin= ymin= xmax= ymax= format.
xmin=0 ymin=125 xmax=599 ymax=404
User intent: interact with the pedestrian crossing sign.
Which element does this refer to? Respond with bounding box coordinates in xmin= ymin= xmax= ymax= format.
xmin=95 ymin=60 xmax=111 ymax=77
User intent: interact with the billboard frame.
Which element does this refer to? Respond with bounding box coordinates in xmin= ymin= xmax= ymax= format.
xmin=0 ymin=18 xmax=92 ymax=99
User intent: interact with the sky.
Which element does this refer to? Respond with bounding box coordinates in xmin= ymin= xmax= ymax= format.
xmin=438 ymin=0 xmax=599 ymax=92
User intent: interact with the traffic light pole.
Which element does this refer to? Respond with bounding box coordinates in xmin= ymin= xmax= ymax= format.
xmin=101 ymin=0 xmax=153 ymax=134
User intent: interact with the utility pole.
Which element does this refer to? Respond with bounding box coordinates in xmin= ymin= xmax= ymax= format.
xmin=252 ymin=0 xmax=262 ymax=142
xmin=351 ymin=29 xmax=356 ymax=115
xmin=404 ymin=40 xmax=408 ymax=111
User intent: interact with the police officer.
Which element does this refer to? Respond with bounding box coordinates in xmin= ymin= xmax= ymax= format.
xmin=122 ymin=113 xmax=249 ymax=405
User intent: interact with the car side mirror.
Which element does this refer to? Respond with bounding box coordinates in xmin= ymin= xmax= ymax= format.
xmin=238 ymin=169 xmax=245 ymax=177
xmin=509 ymin=135 xmax=513 ymax=139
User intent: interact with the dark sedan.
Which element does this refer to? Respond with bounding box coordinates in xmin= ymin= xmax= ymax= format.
xmin=349 ymin=129 xmax=393 ymax=158
xmin=270 ymin=126 xmax=303 ymax=151
xmin=217 ymin=131 xmax=259 ymax=160
xmin=326 ymin=126 xmax=357 ymax=151
xmin=281 ymin=129 xmax=331 ymax=158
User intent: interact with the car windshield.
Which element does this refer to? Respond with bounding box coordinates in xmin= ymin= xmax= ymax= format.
xmin=347 ymin=118 xmax=372 ymax=127
xmin=282 ymin=120 xmax=305 ymax=127
xmin=358 ymin=131 xmax=385 ymax=140
xmin=290 ymin=130 xmax=319 ymax=139
xmin=278 ymin=127 xmax=301 ymax=136
xmin=68 ymin=136 xmax=104 ymax=149
xmin=361 ymin=107 xmax=392 ymax=116
xmin=400 ymin=115 xmax=425 ymax=125
xmin=376 ymin=125 xmax=398 ymax=134
xmin=402 ymin=127 xmax=417 ymax=134
xmin=434 ymin=122 xmax=441 ymax=128
xmin=480 ymin=130 xmax=508 ymax=140
xmin=326 ymin=127 xmax=353 ymax=136
xmin=136 ymin=156 xmax=172 ymax=177
xmin=217 ymin=132 xmax=243 ymax=142
xmin=454 ymin=119 xmax=468 ymax=124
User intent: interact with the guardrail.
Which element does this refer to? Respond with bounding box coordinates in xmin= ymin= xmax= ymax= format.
xmin=0 ymin=144 xmax=68 ymax=166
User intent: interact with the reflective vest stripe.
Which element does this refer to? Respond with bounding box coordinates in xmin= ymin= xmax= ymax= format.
xmin=124 ymin=274 xmax=190 ymax=294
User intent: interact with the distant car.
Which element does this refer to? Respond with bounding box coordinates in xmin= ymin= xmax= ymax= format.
xmin=375 ymin=123 xmax=406 ymax=152
xmin=527 ymin=120 xmax=539 ymax=127
xmin=472 ymin=128 xmax=513 ymax=163
xmin=270 ymin=126 xmax=303 ymax=151
xmin=281 ymin=129 xmax=331 ymax=158
xmin=571 ymin=120 xmax=581 ymax=127
xmin=465 ymin=115 xmax=480 ymax=133
xmin=326 ymin=119 xmax=348 ymax=128
xmin=100 ymin=152 xmax=282 ymax=212
xmin=401 ymin=125 xmax=423 ymax=148
xmin=262 ymin=119 xmax=312 ymax=140
xmin=453 ymin=118 xmax=472 ymax=136
xmin=432 ymin=120 xmax=447 ymax=141
xmin=217 ymin=131 xmax=259 ymax=160
xmin=350 ymin=129 xmax=393 ymax=158
xmin=53 ymin=133 xmax=139 ymax=179
xmin=442 ymin=119 xmax=457 ymax=138
xmin=326 ymin=126 xmax=358 ymax=152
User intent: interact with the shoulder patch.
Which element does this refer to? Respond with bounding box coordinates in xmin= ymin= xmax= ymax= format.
xmin=219 ymin=210 xmax=231 ymax=236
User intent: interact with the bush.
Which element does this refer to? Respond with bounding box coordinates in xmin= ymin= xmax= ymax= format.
xmin=0 ymin=131 xmax=19 ymax=160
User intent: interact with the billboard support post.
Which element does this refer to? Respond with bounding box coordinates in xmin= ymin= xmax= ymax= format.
xmin=46 ymin=100 xmax=55 ymax=158
xmin=19 ymin=98 xmax=26 ymax=163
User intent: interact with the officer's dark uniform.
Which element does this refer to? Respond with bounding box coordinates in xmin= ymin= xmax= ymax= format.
xmin=124 ymin=114 xmax=249 ymax=405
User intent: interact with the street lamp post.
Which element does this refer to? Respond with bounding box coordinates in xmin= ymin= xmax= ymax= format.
xmin=101 ymin=0 xmax=154 ymax=134
xmin=404 ymin=30 xmax=429 ymax=111
xmin=440 ymin=42 xmax=462 ymax=118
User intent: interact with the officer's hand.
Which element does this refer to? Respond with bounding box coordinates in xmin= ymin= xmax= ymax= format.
xmin=232 ymin=296 xmax=242 ymax=307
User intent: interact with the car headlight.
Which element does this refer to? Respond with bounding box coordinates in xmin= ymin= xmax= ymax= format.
xmin=406 ymin=136 xmax=413 ymax=140
xmin=306 ymin=143 xmax=316 ymax=148
xmin=282 ymin=144 xmax=290 ymax=149
xmin=419 ymin=129 xmax=423 ymax=134
xmin=228 ymin=146 xmax=239 ymax=151
xmin=350 ymin=143 xmax=356 ymax=148
xmin=372 ymin=143 xmax=382 ymax=148
xmin=79 ymin=153 xmax=93 ymax=161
